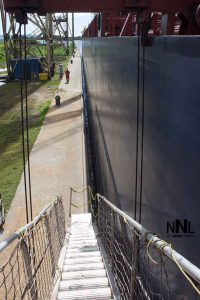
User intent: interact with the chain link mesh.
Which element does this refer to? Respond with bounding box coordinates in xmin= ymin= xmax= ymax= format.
xmin=97 ymin=196 xmax=200 ymax=300
xmin=0 ymin=197 xmax=65 ymax=300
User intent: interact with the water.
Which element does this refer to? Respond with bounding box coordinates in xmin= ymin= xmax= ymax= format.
xmin=75 ymin=40 xmax=82 ymax=56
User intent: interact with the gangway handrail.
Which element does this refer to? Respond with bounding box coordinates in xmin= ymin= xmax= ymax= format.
xmin=0 ymin=196 xmax=65 ymax=299
xmin=97 ymin=194 xmax=200 ymax=285
xmin=0 ymin=200 xmax=54 ymax=253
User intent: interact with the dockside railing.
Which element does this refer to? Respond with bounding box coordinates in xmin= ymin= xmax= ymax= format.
xmin=97 ymin=194 xmax=200 ymax=299
xmin=0 ymin=196 xmax=65 ymax=300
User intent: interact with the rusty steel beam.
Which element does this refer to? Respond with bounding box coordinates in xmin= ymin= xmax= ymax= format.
xmin=3 ymin=0 xmax=198 ymax=14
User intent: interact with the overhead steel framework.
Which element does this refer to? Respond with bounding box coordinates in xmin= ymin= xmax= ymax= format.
xmin=3 ymin=0 xmax=199 ymax=14
xmin=0 ymin=0 xmax=199 ymax=79
xmin=3 ymin=0 xmax=200 ymax=38
xmin=0 ymin=0 xmax=75 ymax=77
xmin=82 ymin=12 xmax=184 ymax=37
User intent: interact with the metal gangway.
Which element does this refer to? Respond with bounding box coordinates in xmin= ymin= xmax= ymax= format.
xmin=0 ymin=194 xmax=200 ymax=299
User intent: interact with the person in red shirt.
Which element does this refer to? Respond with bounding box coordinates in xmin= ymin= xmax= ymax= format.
xmin=65 ymin=68 xmax=70 ymax=84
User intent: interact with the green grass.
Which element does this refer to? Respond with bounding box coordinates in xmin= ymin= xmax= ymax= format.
xmin=0 ymin=43 xmax=6 ymax=68
xmin=0 ymin=41 xmax=75 ymax=68
xmin=0 ymin=93 xmax=51 ymax=213
xmin=27 ymin=44 xmax=67 ymax=57
xmin=0 ymin=41 xmax=74 ymax=212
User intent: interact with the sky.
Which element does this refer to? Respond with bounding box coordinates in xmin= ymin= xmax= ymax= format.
xmin=0 ymin=13 xmax=93 ymax=36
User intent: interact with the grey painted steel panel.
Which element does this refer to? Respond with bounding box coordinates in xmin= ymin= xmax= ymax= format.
xmin=143 ymin=37 xmax=200 ymax=263
xmin=83 ymin=36 xmax=200 ymax=298
xmin=83 ymin=38 xmax=139 ymax=217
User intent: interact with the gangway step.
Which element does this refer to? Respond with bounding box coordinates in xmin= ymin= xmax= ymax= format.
xmin=67 ymin=246 xmax=99 ymax=253
xmin=69 ymin=236 xmax=96 ymax=241
xmin=59 ymin=277 xmax=109 ymax=291
xmin=68 ymin=239 xmax=97 ymax=245
xmin=63 ymin=262 xmax=104 ymax=272
xmin=65 ymin=251 xmax=101 ymax=259
xmin=64 ymin=256 xmax=102 ymax=265
xmin=56 ymin=213 xmax=113 ymax=300
xmin=57 ymin=288 xmax=112 ymax=300
xmin=62 ymin=269 xmax=107 ymax=280
xmin=67 ymin=242 xmax=98 ymax=249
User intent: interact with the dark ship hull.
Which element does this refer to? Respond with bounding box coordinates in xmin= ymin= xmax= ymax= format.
xmin=82 ymin=36 xmax=200 ymax=297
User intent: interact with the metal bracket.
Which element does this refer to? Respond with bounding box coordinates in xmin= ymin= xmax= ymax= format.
xmin=14 ymin=9 xmax=28 ymax=24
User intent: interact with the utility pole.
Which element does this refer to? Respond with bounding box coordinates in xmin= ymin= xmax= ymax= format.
xmin=72 ymin=12 xmax=74 ymax=53
xmin=66 ymin=13 xmax=69 ymax=55
xmin=0 ymin=0 xmax=11 ymax=77
xmin=46 ymin=13 xmax=54 ymax=75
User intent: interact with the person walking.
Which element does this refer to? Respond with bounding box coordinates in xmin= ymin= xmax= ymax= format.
xmin=65 ymin=68 xmax=70 ymax=84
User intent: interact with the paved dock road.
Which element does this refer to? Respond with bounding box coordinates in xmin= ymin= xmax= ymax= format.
xmin=0 ymin=50 xmax=87 ymax=243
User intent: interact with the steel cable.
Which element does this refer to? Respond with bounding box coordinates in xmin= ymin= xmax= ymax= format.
xmin=24 ymin=24 xmax=33 ymax=221
xmin=134 ymin=23 xmax=140 ymax=221
xmin=139 ymin=25 xmax=146 ymax=224
xmin=19 ymin=24 xmax=29 ymax=224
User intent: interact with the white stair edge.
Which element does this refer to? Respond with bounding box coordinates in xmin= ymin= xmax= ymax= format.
xmin=63 ymin=262 xmax=104 ymax=272
xmin=67 ymin=244 xmax=98 ymax=250
xmin=62 ymin=269 xmax=107 ymax=280
xmin=67 ymin=246 xmax=99 ymax=253
xmin=64 ymin=256 xmax=102 ymax=265
xmin=69 ymin=231 xmax=95 ymax=236
xmin=65 ymin=251 xmax=101 ymax=259
xmin=69 ymin=236 xmax=96 ymax=241
xmin=59 ymin=277 xmax=109 ymax=291
xmin=68 ymin=239 xmax=97 ymax=246
xmin=68 ymin=237 xmax=97 ymax=242
xmin=57 ymin=287 xmax=112 ymax=300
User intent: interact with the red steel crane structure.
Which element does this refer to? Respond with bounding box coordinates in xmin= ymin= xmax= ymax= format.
xmin=82 ymin=12 xmax=183 ymax=37
xmin=3 ymin=0 xmax=200 ymax=37
xmin=2 ymin=0 xmax=199 ymax=13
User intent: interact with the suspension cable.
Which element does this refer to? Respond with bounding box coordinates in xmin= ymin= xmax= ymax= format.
xmin=19 ymin=24 xmax=29 ymax=224
xmin=139 ymin=25 xmax=145 ymax=224
xmin=24 ymin=24 xmax=33 ymax=221
xmin=134 ymin=25 xmax=146 ymax=298
xmin=134 ymin=21 xmax=140 ymax=221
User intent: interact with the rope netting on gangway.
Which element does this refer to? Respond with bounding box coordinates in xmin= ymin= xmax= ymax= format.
xmin=1 ymin=189 xmax=200 ymax=299
xmin=0 ymin=197 xmax=65 ymax=300
xmin=70 ymin=187 xmax=200 ymax=300
xmin=97 ymin=194 xmax=200 ymax=300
